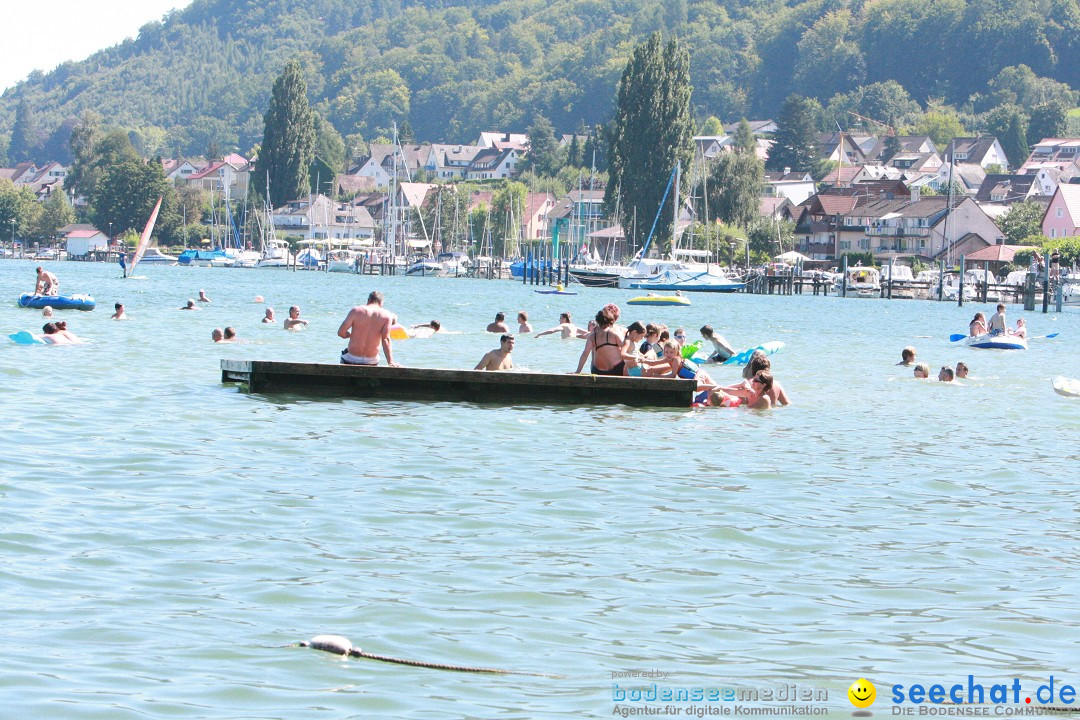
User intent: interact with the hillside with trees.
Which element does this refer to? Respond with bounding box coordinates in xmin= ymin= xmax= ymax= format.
xmin=1 ymin=0 xmax=1078 ymax=168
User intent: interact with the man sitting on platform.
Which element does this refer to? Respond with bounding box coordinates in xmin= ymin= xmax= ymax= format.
xmin=337 ymin=291 xmax=401 ymax=367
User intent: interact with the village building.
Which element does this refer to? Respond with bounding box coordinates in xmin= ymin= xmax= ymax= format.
xmin=1041 ymin=183 xmax=1080 ymax=239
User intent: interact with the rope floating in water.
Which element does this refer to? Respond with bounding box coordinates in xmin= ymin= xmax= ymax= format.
xmin=299 ymin=635 xmax=560 ymax=677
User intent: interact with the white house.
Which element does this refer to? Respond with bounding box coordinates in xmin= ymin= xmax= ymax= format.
xmin=162 ymin=159 xmax=202 ymax=183
xmin=943 ymin=137 xmax=1009 ymax=171
xmin=466 ymin=147 xmax=520 ymax=180
xmin=272 ymin=194 xmax=375 ymax=241
xmin=764 ymin=170 xmax=816 ymax=205
xmin=62 ymin=226 xmax=110 ymax=257
xmin=476 ymin=132 xmax=528 ymax=150
xmin=423 ymin=144 xmax=487 ymax=180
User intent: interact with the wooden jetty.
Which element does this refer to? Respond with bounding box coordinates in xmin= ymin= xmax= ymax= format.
xmin=221 ymin=360 xmax=695 ymax=407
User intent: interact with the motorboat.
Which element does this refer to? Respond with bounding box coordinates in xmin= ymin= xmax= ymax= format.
xmin=138 ymin=247 xmax=178 ymax=264
xmin=1061 ymin=282 xmax=1080 ymax=306
xmin=217 ymin=248 xmax=261 ymax=268
xmin=327 ymin=248 xmax=362 ymax=274
xmin=625 ymin=268 xmax=744 ymax=293
xmin=966 ymin=332 xmax=1027 ymax=350
xmin=178 ymin=249 xmax=229 ymax=266
xmin=256 ymin=239 xmax=294 ymax=268
xmin=437 ymin=252 xmax=471 ymax=277
xmin=405 ymin=255 xmax=445 ymax=277
xmin=619 ymin=257 xmax=743 ymax=292
xmin=295 ymin=246 xmax=323 ymax=270
xmin=835 ymin=266 xmax=881 ymax=297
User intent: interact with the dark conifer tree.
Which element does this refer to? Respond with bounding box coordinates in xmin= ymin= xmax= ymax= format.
xmin=766 ymin=95 xmax=821 ymax=173
xmin=252 ymin=60 xmax=315 ymax=207
xmin=10 ymin=100 xmax=41 ymax=163
xmin=606 ymin=33 xmax=694 ymax=255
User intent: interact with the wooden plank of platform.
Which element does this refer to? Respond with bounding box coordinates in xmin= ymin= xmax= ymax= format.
xmin=221 ymin=360 xmax=696 ymax=407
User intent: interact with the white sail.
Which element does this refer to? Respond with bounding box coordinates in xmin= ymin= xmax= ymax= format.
xmin=128 ymin=196 xmax=163 ymax=276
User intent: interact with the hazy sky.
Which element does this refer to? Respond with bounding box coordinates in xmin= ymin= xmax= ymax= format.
xmin=2 ymin=0 xmax=194 ymax=92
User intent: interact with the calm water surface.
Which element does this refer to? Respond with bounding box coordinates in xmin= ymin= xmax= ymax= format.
xmin=1 ymin=260 xmax=1078 ymax=718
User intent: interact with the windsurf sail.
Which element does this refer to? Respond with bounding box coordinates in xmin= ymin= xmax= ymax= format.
xmin=128 ymin=196 xmax=163 ymax=277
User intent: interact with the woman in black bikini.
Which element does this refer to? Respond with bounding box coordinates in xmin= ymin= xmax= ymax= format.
xmin=574 ymin=306 xmax=626 ymax=375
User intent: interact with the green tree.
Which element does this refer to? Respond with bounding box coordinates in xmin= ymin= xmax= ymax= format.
xmin=0 ymin=179 xmax=43 ymax=240
xmin=997 ymin=201 xmax=1045 ymax=245
xmin=700 ymin=115 xmax=724 ymax=136
xmin=705 ymin=151 xmax=765 ymax=229
xmin=1027 ymin=101 xmax=1068 ymax=146
xmin=732 ymin=118 xmax=756 ymax=153
xmin=606 ymin=33 xmax=694 ymax=255
xmin=524 ymin=115 xmax=563 ymax=177
xmin=36 ymin=190 xmax=76 ymax=241
xmin=767 ymin=94 xmax=821 ymax=173
xmin=793 ymin=11 xmax=865 ymax=101
xmin=66 ymin=116 xmax=140 ymax=216
xmin=65 ymin=112 xmax=103 ymax=202
xmin=747 ymin=216 xmax=795 ymax=261
xmin=90 ymin=160 xmax=178 ymax=243
xmin=910 ymin=110 xmax=966 ymax=149
xmin=252 ymin=60 xmax=316 ymax=207
xmin=566 ymin=134 xmax=582 ymax=168
xmin=309 ymin=156 xmax=335 ymax=195
xmin=882 ymin=134 xmax=902 ymax=162
xmin=314 ymin=114 xmax=346 ymax=174
xmin=9 ymin=100 xmax=41 ymax=163
xmin=985 ymin=104 xmax=1029 ymax=168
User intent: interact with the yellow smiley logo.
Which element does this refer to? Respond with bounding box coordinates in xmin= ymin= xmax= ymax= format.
xmin=848 ymin=678 xmax=876 ymax=708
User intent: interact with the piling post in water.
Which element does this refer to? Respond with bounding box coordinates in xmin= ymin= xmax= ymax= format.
xmin=983 ymin=261 xmax=989 ymax=304
xmin=938 ymin=260 xmax=944 ymax=302
xmin=841 ymin=255 xmax=848 ymax=298
xmin=887 ymin=256 xmax=894 ymax=299
xmin=1042 ymin=264 xmax=1050 ymax=313
xmin=1056 ymin=281 xmax=1063 ymax=312
xmin=958 ymin=256 xmax=965 ymax=307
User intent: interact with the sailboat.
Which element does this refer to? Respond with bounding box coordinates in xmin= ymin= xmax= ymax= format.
xmin=124 ymin=196 xmax=163 ymax=278
xmin=618 ymin=162 xmax=744 ymax=292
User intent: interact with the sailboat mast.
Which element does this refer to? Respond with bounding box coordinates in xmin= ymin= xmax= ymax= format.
xmin=671 ymin=160 xmax=681 ymax=258
xmin=388 ymin=122 xmax=399 ymax=263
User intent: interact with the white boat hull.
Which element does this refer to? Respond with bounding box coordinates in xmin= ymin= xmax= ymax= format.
xmin=966 ymin=333 xmax=1027 ymax=350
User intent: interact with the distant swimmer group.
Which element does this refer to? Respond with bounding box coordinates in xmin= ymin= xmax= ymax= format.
xmin=904 ymin=348 xmax=968 ymax=383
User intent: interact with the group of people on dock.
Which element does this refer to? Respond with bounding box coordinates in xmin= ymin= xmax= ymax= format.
xmin=567 ymin=303 xmax=789 ymax=409
xmin=332 ymin=293 xmax=790 ymax=409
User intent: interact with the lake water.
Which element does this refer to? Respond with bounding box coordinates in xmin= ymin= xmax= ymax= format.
xmin=2 ymin=259 xmax=1079 ymax=719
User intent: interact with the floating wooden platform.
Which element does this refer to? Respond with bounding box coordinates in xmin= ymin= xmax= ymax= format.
xmin=221 ymin=360 xmax=695 ymax=407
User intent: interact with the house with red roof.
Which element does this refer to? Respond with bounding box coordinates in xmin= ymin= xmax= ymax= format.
xmin=185 ymin=155 xmax=252 ymax=198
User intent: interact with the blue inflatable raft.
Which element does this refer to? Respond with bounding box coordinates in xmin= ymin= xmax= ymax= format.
xmin=18 ymin=293 xmax=96 ymax=311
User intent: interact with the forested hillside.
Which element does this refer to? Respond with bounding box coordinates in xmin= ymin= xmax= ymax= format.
xmin=2 ymin=0 xmax=1079 ymax=163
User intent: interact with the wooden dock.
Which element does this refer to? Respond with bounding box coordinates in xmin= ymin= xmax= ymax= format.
xmin=221 ymin=360 xmax=696 ymax=407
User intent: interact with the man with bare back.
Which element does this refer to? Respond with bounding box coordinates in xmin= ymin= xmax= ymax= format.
xmin=337 ymin=291 xmax=400 ymax=366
